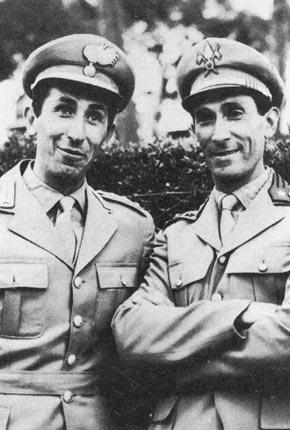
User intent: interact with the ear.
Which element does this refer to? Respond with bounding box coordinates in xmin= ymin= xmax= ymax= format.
xmin=264 ymin=106 xmax=279 ymax=138
xmin=24 ymin=106 xmax=37 ymax=137
xmin=103 ymin=124 xmax=116 ymax=146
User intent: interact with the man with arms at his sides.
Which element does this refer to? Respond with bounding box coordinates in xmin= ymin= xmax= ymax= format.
xmin=0 ymin=34 xmax=154 ymax=429
xmin=113 ymin=38 xmax=290 ymax=429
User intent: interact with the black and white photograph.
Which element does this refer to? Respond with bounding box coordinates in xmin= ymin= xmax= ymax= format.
xmin=0 ymin=1 xmax=289 ymax=429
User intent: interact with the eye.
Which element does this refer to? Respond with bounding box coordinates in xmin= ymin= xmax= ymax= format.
xmin=226 ymin=107 xmax=244 ymax=120
xmin=54 ymin=104 xmax=74 ymax=117
xmin=194 ymin=109 xmax=215 ymax=127
xmin=87 ymin=110 xmax=106 ymax=124
xmin=195 ymin=115 xmax=214 ymax=127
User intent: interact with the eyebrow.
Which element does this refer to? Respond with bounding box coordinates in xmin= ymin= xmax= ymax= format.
xmin=87 ymin=103 xmax=107 ymax=111
xmin=55 ymin=96 xmax=108 ymax=114
xmin=194 ymin=107 xmax=215 ymax=118
xmin=222 ymin=101 xmax=244 ymax=109
xmin=57 ymin=96 xmax=76 ymax=105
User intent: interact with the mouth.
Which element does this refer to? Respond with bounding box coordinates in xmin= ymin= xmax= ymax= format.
xmin=57 ymin=147 xmax=85 ymax=159
xmin=211 ymin=149 xmax=240 ymax=157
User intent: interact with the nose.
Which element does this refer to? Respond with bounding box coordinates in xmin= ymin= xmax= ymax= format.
xmin=67 ymin=117 xmax=85 ymax=143
xmin=211 ymin=116 xmax=231 ymax=143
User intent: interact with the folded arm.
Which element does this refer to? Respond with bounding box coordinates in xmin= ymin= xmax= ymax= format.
xmin=112 ymin=230 xmax=251 ymax=365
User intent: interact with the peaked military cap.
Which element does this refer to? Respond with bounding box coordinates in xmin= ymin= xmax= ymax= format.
xmin=177 ymin=37 xmax=285 ymax=111
xmin=22 ymin=34 xmax=135 ymax=112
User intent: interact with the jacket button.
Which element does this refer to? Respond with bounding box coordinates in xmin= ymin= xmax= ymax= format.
xmin=176 ymin=277 xmax=182 ymax=288
xmin=212 ymin=292 xmax=222 ymax=301
xmin=73 ymin=315 xmax=83 ymax=328
xmin=218 ymin=256 xmax=227 ymax=265
xmin=258 ymin=263 xmax=268 ymax=272
xmin=74 ymin=277 xmax=82 ymax=288
xmin=63 ymin=390 xmax=73 ymax=403
xmin=67 ymin=354 xmax=76 ymax=366
xmin=121 ymin=278 xmax=128 ymax=287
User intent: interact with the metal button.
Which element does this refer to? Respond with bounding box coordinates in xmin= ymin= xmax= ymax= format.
xmin=67 ymin=354 xmax=76 ymax=366
xmin=212 ymin=293 xmax=222 ymax=301
xmin=176 ymin=277 xmax=182 ymax=288
xmin=218 ymin=256 xmax=227 ymax=265
xmin=121 ymin=278 xmax=128 ymax=287
xmin=73 ymin=315 xmax=83 ymax=328
xmin=258 ymin=262 xmax=268 ymax=272
xmin=74 ymin=277 xmax=82 ymax=289
xmin=63 ymin=390 xmax=73 ymax=403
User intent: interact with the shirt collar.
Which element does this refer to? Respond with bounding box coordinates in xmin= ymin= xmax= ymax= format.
xmin=214 ymin=167 xmax=271 ymax=211
xmin=23 ymin=162 xmax=87 ymax=215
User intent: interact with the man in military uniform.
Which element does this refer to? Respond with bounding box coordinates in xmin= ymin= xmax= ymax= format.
xmin=0 ymin=34 xmax=154 ymax=429
xmin=113 ymin=38 xmax=290 ymax=429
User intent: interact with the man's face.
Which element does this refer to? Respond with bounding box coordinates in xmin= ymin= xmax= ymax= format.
xmin=192 ymin=93 xmax=278 ymax=191
xmin=32 ymin=86 xmax=111 ymax=191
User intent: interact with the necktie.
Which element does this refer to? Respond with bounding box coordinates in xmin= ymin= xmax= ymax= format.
xmin=55 ymin=196 xmax=76 ymax=262
xmin=220 ymin=194 xmax=238 ymax=245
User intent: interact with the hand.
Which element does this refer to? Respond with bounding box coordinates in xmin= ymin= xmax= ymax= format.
xmin=239 ymin=302 xmax=278 ymax=328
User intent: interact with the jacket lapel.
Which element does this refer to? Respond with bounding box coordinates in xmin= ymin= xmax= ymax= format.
xmin=8 ymin=172 xmax=73 ymax=268
xmin=194 ymin=192 xmax=222 ymax=251
xmin=222 ymin=186 xmax=285 ymax=255
xmin=75 ymin=187 xmax=118 ymax=274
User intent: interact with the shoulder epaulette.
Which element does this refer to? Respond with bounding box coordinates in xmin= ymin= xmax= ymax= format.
xmin=94 ymin=190 xmax=148 ymax=217
xmin=165 ymin=198 xmax=208 ymax=228
xmin=268 ymin=172 xmax=290 ymax=206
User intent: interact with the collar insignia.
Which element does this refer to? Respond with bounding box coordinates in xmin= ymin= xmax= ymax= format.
xmin=83 ymin=42 xmax=120 ymax=77
xmin=196 ymin=41 xmax=222 ymax=77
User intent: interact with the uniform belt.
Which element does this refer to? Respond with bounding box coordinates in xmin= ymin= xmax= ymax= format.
xmin=0 ymin=371 xmax=99 ymax=395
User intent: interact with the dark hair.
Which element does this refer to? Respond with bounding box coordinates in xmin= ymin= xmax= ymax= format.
xmin=31 ymin=79 xmax=118 ymax=127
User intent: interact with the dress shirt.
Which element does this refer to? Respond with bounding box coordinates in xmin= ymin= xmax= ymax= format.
xmin=23 ymin=162 xmax=86 ymax=259
xmin=214 ymin=167 xmax=271 ymax=225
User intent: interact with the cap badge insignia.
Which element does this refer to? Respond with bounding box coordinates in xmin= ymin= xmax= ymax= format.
xmin=196 ymin=41 xmax=222 ymax=77
xmin=83 ymin=42 xmax=120 ymax=78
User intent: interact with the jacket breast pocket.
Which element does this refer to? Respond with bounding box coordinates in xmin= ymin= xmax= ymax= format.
xmin=169 ymin=257 xmax=212 ymax=306
xmin=0 ymin=405 xmax=10 ymax=430
xmin=0 ymin=262 xmax=48 ymax=338
xmin=95 ymin=264 xmax=138 ymax=328
xmin=226 ymin=245 xmax=290 ymax=303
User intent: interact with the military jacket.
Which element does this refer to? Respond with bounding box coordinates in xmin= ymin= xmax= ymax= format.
xmin=0 ymin=160 xmax=154 ymax=430
xmin=113 ymin=170 xmax=290 ymax=430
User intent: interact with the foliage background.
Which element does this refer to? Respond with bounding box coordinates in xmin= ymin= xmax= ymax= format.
xmin=3 ymin=132 xmax=290 ymax=228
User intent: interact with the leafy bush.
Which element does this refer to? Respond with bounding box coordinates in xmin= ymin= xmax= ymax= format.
xmin=2 ymin=132 xmax=290 ymax=228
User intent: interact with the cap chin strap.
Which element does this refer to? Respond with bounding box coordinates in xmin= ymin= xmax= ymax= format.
xmin=31 ymin=64 xmax=120 ymax=96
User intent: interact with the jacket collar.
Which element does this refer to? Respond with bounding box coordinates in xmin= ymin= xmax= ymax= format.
xmin=1 ymin=161 xmax=118 ymax=271
xmin=194 ymin=171 xmax=286 ymax=255
xmin=194 ymin=191 xmax=222 ymax=251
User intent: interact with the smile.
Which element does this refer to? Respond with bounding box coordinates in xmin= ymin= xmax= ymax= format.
xmin=212 ymin=149 xmax=240 ymax=157
xmin=57 ymin=147 xmax=85 ymax=158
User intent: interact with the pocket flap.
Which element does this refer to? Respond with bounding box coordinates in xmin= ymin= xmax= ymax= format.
xmin=227 ymin=246 xmax=290 ymax=274
xmin=96 ymin=265 xmax=137 ymax=289
xmin=170 ymin=260 xmax=210 ymax=290
xmin=150 ymin=396 xmax=178 ymax=423
xmin=0 ymin=263 xmax=48 ymax=289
